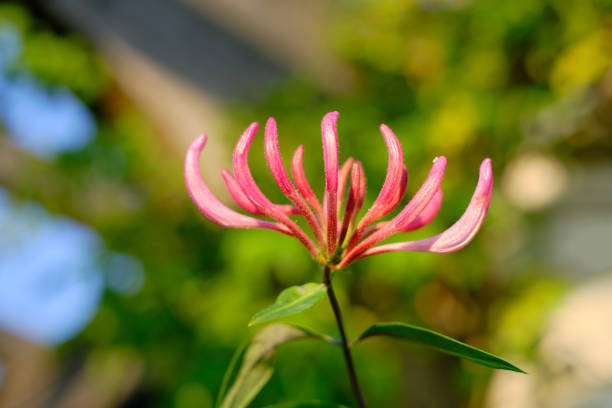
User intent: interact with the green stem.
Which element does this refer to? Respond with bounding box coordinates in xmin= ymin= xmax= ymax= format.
xmin=324 ymin=266 xmax=367 ymax=408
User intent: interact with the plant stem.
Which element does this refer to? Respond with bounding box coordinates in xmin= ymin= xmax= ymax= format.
xmin=324 ymin=266 xmax=367 ymax=408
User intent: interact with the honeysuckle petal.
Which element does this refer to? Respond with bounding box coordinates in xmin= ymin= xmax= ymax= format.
xmin=338 ymin=161 xmax=365 ymax=245
xmin=232 ymin=122 xmax=276 ymax=209
xmin=340 ymin=156 xmax=447 ymax=268
xmin=276 ymin=204 xmax=302 ymax=215
xmin=221 ymin=168 xmax=260 ymax=214
xmin=392 ymin=157 xmax=447 ymax=230
xmin=401 ymin=187 xmax=443 ymax=232
xmin=221 ymin=169 xmax=300 ymax=217
xmin=393 ymin=164 xmax=408 ymax=208
xmin=357 ymin=159 xmax=492 ymax=259
xmin=354 ymin=124 xmax=404 ymax=233
xmin=322 ymin=111 xmax=339 ymax=254
xmin=358 ymin=165 xmax=407 ymax=239
xmin=291 ymin=145 xmax=324 ymax=222
xmin=233 ymin=122 xmax=318 ymax=256
xmin=185 ymin=134 xmax=290 ymax=234
xmin=357 ymin=161 xmax=367 ymax=210
xmin=265 ymin=118 xmax=323 ymax=243
xmin=352 ymin=162 xmax=366 ymax=223
xmin=337 ymin=157 xmax=355 ymax=214
xmin=361 ymin=186 xmax=442 ymax=237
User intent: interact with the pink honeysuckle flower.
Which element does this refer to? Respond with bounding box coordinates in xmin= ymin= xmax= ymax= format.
xmin=185 ymin=111 xmax=493 ymax=269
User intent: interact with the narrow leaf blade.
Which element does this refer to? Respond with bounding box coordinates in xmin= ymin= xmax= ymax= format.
xmin=216 ymin=337 xmax=249 ymax=408
xmin=358 ymin=322 xmax=525 ymax=373
xmin=249 ymin=283 xmax=327 ymax=326
xmin=264 ymin=401 xmax=348 ymax=408
xmin=219 ymin=324 xmax=318 ymax=408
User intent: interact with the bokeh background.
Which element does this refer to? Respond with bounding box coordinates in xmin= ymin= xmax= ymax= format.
xmin=1 ymin=1 xmax=612 ymax=407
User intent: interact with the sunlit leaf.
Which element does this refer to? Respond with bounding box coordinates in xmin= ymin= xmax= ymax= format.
xmin=248 ymin=283 xmax=327 ymax=326
xmin=219 ymin=324 xmax=324 ymax=408
xmin=358 ymin=322 xmax=525 ymax=373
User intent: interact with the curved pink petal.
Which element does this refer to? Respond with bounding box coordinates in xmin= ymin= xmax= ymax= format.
xmin=357 ymin=161 xmax=367 ymax=210
xmin=352 ymin=162 xmax=366 ymax=222
xmin=291 ymin=145 xmax=324 ymax=222
xmin=221 ymin=168 xmax=299 ymax=216
xmin=340 ymin=156 xmax=447 ymax=268
xmin=265 ymin=118 xmax=323 ymax=243
xmin=232 ymin=122 xmax=276 ymax=209
xmin=322 ymin=111 xmax=339 ymax=255
xmin=401 ymin=187 xmax=443 ymax=232
xmin=338 ymin=161 xmax=365 ymax=245
xmin=394 ymin=164 xmax=408 ymax=207
xmin=224 ymin=124 xmax=299 ymax=216
xmin=232 ymin=123 xmax=318 ymax=256
xmin=357 ymin=159 xmax=492 ymax=259
xmin=391 ymin=157 xmax=447 ymax=231
xmin=354 ymin=124 xmax=404 ymax=232
xmin=337 ymin=157 xmax=355 ymax=215
xmin=185 ymin=134 xmax=290 ymax=234
xmin=360 ymin=186 xmax=441 ymax=237
xmin=221 ymin=168 xmax=260 ymax=214
xmin=276 ymin=204 xmax=301 ymax=216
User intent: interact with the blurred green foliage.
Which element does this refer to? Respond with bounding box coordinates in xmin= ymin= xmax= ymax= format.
xmin=0 ymin=3 xmax=108 ymax=102
xmin=1 ymin=0 xmax=611 ymax=407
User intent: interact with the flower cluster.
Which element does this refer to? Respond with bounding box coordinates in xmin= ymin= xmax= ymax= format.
xmin=185 ymin=112 xmax=493 ymax=269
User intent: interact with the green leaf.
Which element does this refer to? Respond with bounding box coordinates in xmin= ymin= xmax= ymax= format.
xmin=216 ymin=337 xmax=249 ymax=408
xmin=219 ymin=324 xmax=321 ymax=408
xmin=264 ymin=401 xmax=348 ymax=408
xmin=358 ymin=322 xmax=525 ymax=373
xmin=249 ymin=283 xmax=327 ymax=326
